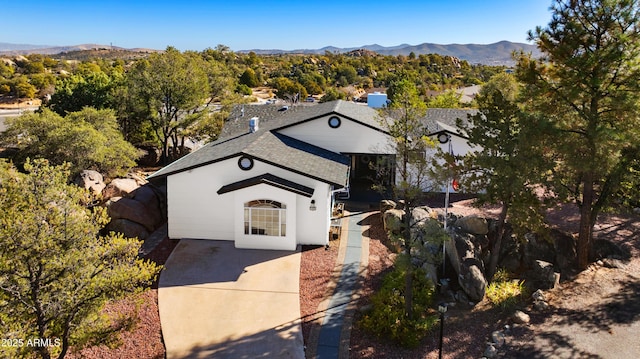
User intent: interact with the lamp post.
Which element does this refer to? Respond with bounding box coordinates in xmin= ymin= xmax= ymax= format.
xmin=438 ymin=302 xmax=448 ymax=359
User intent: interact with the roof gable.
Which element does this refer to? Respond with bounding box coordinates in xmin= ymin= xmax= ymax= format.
xmin=221 ymin=100 xmax=388 ymax=140
xmin=217 ymin=173 xmax=314 ymax=197
xmin=148 ymin=130 xmax=350 ymax=187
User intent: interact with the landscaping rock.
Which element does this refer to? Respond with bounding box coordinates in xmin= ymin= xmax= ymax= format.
xmin=103 ymin=178 xmax=140 ymax=199
xmin=421 ymin=260 xmax=438 ymax=288
xmin=455 ymin=215 xmax=489 ymax=235
xmin=533 ymin=300 xmax=550 ymax=311
xmin=133 ymin=185 xmax=161 ymax=212
xmin=522 ymin=232 xmax=555 ymax=266
xmin=411 ymin=206 xmax=434 ymax=226
xmin=530 ymin=260 xmax=558 ymax=289
xmin=383 ymin=209 xmax=405 ymax=234
xmin=483 ymin=344 xmax=498 ymax=358
xmin=127 ymin=172 xmax=148 ymax=186
xmin=107 ymin=197 xmax=162 ymax=232
xmin=491 ymin=330 xmax=506 ymax=347
xmin=512 ymin=310 xmax=530 ymax=324
xmin=459 ymin=264 xmax=487 ymax=302
xmin=379 ymin=199 xmax=396 ymax=214
xmin=73 ymin=170 xmax=105 ymax=196
xmin=446 ymin=230 xmax=488 ymax=301
xmin=532 ymin=289 xmax=546 ymax=302
xmin=106 ymin=218 xmax=149 ymax=240
xmin=550 ymin=229 xmax=577 ymax=272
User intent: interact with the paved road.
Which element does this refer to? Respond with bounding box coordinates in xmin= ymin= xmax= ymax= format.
xmin=0 ymin=107 xmax=38 ymax=132
xmin=158 ymin=239 xmax=304 ymax=359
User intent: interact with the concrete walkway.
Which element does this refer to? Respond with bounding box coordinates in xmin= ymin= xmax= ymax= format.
xmin=314 ymin=210 xmax=369 ymax=359
xmin=158 ymin=239 xmax=304 ymax=359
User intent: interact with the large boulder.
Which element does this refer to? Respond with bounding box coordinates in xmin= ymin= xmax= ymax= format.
xmin=455 ymin=215 xmax=489 ymax=235
xmin=73 ymin=170 xmax=105 ymax=196
xmin=106 ymin=218 xmax=149 ymax=240
xmin=379 ymin=200 xmax=396 ymax=214
xmin=522 ymin=232 xmax=555 ymax=267
xmin=459 ymin=264 xmax=487 ymax=302
xmin=107 ymin=197 xmax=162 ymax=232
xmin=411 ymin=206 xmax=436 ymax=227
xmin=383 ymin=209 xmax=405 ymax=234
xmin=102 ymin=178 xmax=140 ymax=200
xmin=529 ymin=260 xmax=559 ymax=289
xmin=132 ymin=185 xmax=161 ymax=212
xmin=446 ymin=230 xmax=488 ymax=301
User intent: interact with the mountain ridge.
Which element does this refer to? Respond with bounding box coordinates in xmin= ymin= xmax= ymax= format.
xmin=240 ymin=40 xmax=540 ymax=65
xmin=0 ymin=40 xmax=540 ymax=65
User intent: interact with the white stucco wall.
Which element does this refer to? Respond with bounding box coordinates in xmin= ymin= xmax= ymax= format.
xmin=167 ymin=155 xmax=332 ymax=249
xmin=389 ymin=134 xmax=478 ymax=192
xmin=278 ymin=115 xmax=392 ymax=154
xmin=426 ymin=134 xmax=478 ymax=192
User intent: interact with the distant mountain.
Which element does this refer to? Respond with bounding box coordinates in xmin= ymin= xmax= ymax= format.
xmin=0 ymin=43 xmax=158 ymax=56
xmin=242 ymin=41 xmax=541 ymax=66
xmin=0 ymin=42 xmax=52 ymax=52
xmin=0 ymin=41 xmax=541 ymax=66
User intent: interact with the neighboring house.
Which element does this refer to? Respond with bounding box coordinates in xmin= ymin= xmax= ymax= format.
xmin=456 ymin=85 xmax=482 ymax=104
xmin=148 ymin=100 xmax=478 ymax=250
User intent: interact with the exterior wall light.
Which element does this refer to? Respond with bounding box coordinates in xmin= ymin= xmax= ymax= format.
xmin=309 ymin=199 xmax=317 ymax=211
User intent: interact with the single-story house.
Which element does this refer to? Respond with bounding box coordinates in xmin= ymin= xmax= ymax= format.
xmin=148 ymin=100 xmax=478 ymax=250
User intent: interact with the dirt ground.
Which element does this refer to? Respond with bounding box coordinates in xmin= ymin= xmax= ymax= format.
xmin=348 ymin=198 xmax=640 ymax=359
xmin=0 ymin=96 xmax=41 ymax=109
xmin=67 ymin=196 xmax=639 ymax=359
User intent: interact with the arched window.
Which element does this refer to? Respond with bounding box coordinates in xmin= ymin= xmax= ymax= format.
xmin=244 ymin=200 xmax=286 ymax=237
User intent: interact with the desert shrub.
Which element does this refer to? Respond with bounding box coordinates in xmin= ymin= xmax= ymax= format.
xmin=235 ymin=83 xmax=252 ymax=95
xmin=360 ymin=257 xmax=438 ymax=347
xmin=486 ymin=269 xmax=527 ymax=310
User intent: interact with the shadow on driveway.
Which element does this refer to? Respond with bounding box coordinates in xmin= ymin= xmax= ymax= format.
xmin=158 ymin=239 xmax=304 ymax=359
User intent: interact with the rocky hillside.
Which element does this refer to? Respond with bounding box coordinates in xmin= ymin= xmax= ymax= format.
xmin=242 ymin=40 xmax=541 ymax=66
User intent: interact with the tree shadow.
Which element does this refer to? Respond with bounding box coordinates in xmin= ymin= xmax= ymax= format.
xmin=503 ymin=328 xmax=602 ymax=359
xmin=179 ymin=319 xmax=304 ymax=359
xmin=551 ymin=277 xmax=640 ymax=332
xmin=159 ymin=239 xmax=298 ymax=288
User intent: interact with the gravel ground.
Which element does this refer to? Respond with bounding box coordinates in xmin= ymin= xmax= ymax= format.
xmin=68 ymin=197 xmax=639 ymax=359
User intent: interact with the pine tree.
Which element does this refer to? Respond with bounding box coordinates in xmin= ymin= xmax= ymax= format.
xmin=0 ymin=159 xmax=160 ymax=359
xmin=517 ymin=0 xmax=640 ymax=269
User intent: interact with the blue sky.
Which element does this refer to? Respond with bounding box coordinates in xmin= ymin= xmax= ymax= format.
xmin=2 ymin=0 xmax=553 ymax=51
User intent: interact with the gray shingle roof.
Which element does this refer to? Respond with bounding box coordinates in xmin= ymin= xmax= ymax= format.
xmin=421 ymin=108 xmax=478 ymax=137
xmin=147 ymin=129 xmax=350 ymax=187
xmin=221 ymin=100 xmax=386 ymax=139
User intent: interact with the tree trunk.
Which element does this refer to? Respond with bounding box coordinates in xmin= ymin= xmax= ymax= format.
xmin=577 ymin=172 xmax=595 ymax=270
xmin=487 ymin=201 xmax=509 ymax=283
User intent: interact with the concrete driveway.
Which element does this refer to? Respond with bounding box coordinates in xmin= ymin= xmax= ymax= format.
xmin=158 ymin=239 xmax=304 ymax=359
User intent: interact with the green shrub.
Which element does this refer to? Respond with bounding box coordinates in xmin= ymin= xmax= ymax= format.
xmin=360 ymin=257 xmax=438 ymax=347
xmin=235 ymin=83 xmax=252 ymax=95
xmin=486 ymin=269 xmax=526 ymax=310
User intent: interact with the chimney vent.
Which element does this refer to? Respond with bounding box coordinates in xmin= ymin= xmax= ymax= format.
xmin=249 ymin=117 xmax=259 ymax=133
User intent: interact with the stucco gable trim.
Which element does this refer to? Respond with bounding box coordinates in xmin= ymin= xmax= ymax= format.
xmin=273 ymin=110 xmax=390 ymax=135
xmin=217 ymin=173 xmax=315 ymax=197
